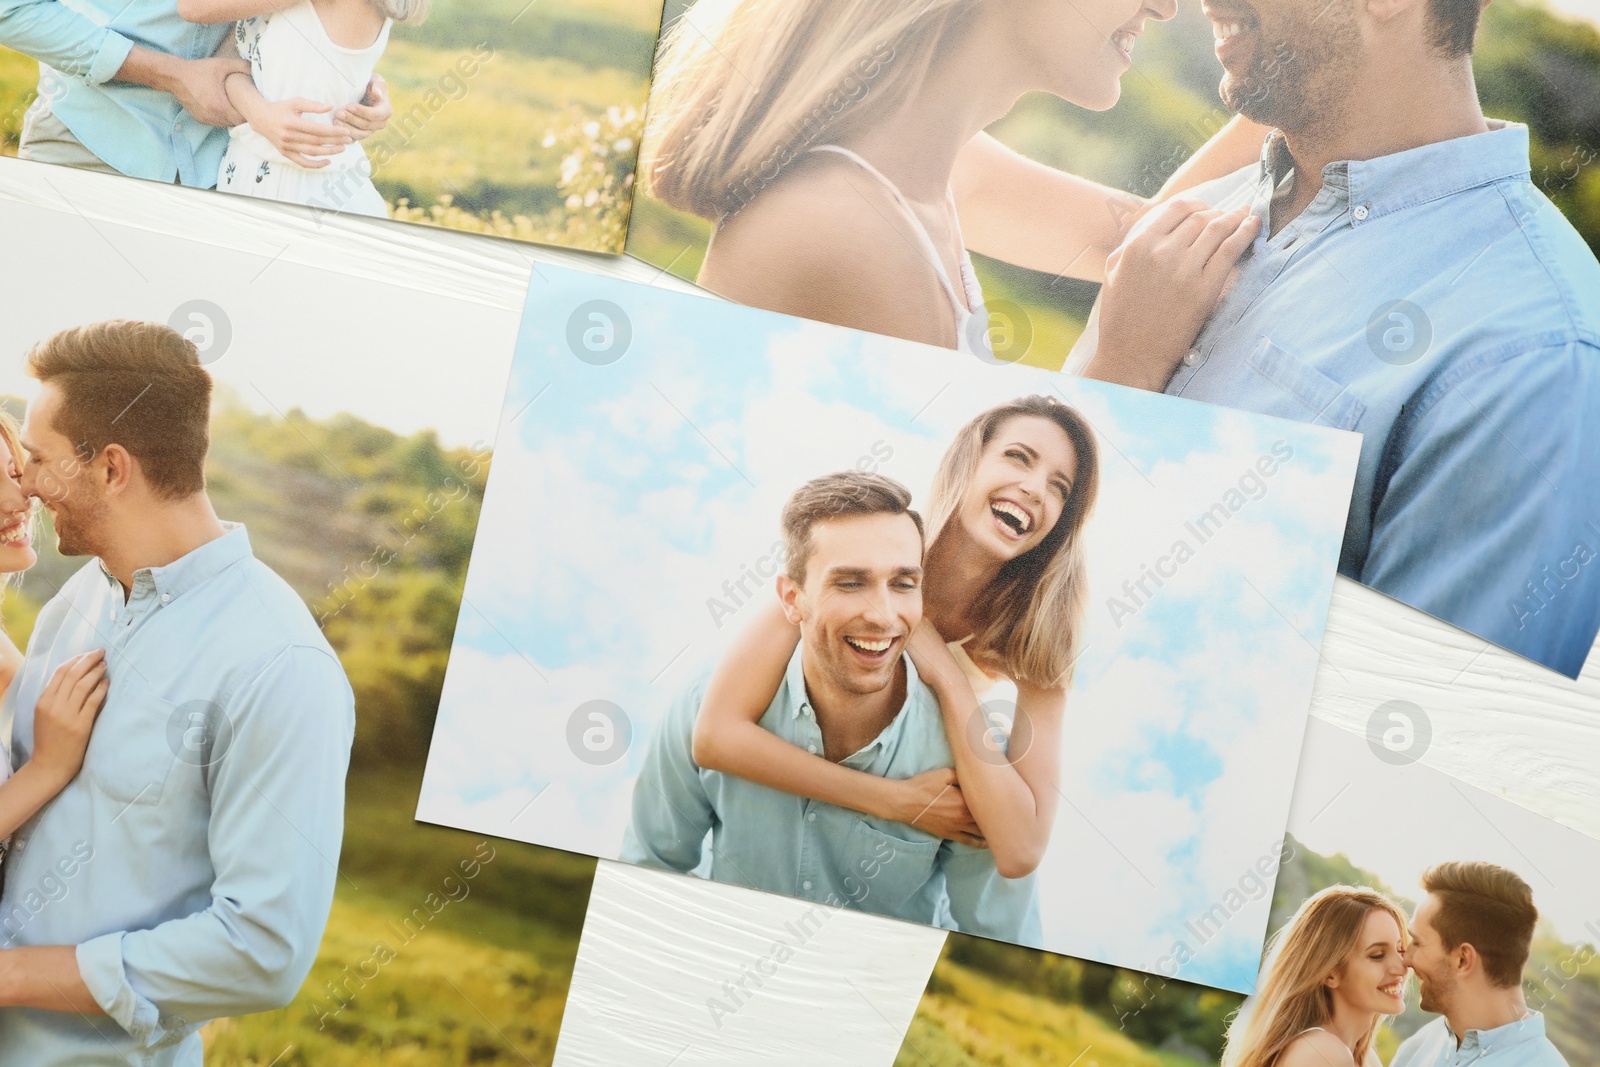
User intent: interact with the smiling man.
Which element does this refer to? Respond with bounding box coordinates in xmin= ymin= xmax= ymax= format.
xmin=621 ymin=471 xmax=1039 ymax=944
xmin=1394 ymin=862 xmax=1568 ymax=1067
xmin=0 ymin=320 xmax=355 ymax=1065
xmin=1080 ymin=0 xmax=1600 ymax=677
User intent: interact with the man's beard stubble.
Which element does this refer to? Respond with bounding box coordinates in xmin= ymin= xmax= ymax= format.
xmin=1224 ymin=7 xmax=1361 ymax=138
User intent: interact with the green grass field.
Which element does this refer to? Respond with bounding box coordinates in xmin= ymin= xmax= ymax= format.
xmin=198 ymin=769 xmax=598 ymax=1066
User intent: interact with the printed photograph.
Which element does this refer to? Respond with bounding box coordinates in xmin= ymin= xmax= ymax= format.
xmin=0 ymin=198 xmax=596 ymax=1066
xmin=0 ymin=0 xmax=664 ymax=251
xmin=890 ymin=718 xmax=1600 ymax=1066
xmin=627 ymin=0 xmax=1600 ymax=678
xmin=416 ymin=263 xmax=1361 ymax=992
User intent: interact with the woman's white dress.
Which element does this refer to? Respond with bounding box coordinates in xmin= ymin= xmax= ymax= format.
xmin=218 ymin=0 xmax=391 ymax=218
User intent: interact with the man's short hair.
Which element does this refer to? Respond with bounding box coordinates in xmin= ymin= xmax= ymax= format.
xmin=781 ymin=471 xmax=923 ymax=584
xmin=1421 ymin=860 xmax=1538 ymax=988
xmin=1430 ymin=0 xmax=1484 ymax=56
xmin=25 ymin=320 xmax=212 ymax=499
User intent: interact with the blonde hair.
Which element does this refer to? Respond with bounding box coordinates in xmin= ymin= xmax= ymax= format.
xmin=923 ymin=396 xmax=1098 ymax=689
xmin=369 ymin=0 xmax=428 ymax=23
xmin=1223 ymin=887 xmax=1409 ymax=1067
xmin=642 ymin=0 xmax=980 ymax=220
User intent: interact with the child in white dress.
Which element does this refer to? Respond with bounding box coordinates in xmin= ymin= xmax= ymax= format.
xmin=180 ymin=0 xmax=428 ymax=217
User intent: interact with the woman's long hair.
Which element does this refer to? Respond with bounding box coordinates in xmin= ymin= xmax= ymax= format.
xmin=1222 ymin=887 xmax=1409 ymax=1067
xmin=923 ymin=396 xmax=1099 ymax=689
xmin=642 ymin=0 xmax=981 ymax=220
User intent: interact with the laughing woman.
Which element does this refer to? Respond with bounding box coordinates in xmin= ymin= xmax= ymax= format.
xmin=0 ymin=412 xmax=109 ymax=857
xmin=642 ymin=0 xmax=1267 ymax=363
xmin=692 ymin=395 xmax=1098 ymax=886
xmin=1222 ymin=886 xmax=1410 ymax=1067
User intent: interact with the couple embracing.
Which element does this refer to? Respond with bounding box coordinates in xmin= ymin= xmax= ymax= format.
xmin=624 ymin=395 xmax=1098 ymax=942
xmin=1230 ymin=862 xmax=1567 ymax=1067
xmin=645 ymin=0 xmax=1600 ymax=675
xmin=0 ymin=321 xmax=353 ymax=1065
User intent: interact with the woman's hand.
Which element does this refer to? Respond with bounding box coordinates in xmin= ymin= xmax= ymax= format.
xmin=1086 ymin=198 xmax=1261 ymax=392
xmin=893 ymin=768 xmax=984 ymax=846
xmin=31 ymin=650 xmax=109 ymax=787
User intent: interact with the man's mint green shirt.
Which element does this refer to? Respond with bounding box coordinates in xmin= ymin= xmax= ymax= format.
xmin=621 ymin=646 xmax=1042 ymax=945
xmin=1391 ymin=1012 xmax=1569 ymax=1067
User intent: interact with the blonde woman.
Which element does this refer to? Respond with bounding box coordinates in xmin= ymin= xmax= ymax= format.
xmin=1223 ymin=886 xmax=1410 ymax=1067
xmin=643 ymin=0 xmax=1266 ymax=364
xmin=180 ymin=0 xmax=427 ymax=216
xmin=693 ymin=395 xmax=1097 ymax=879
xmin=0 ymin=412 xmax=109 ymax=857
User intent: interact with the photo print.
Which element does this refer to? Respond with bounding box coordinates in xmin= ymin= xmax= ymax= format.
xmin=0 ymin=0 xmax=662 ymax=251
xmin=625 ymin=0 xmax=1600 ymax=677
xmin=417 ymin=263 xmax=1361 ymax=991
xmin=0 ymin=197 xmax=597 ymax=1066
xmin=886 ymin=717 xmax=1600 ymax=1066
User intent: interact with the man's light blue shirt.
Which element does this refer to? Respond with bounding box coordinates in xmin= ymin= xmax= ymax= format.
xmin=1165 ymin=123 xmax=1600 ymax=677
xmin=0 ymin=524 xmax=355 ymax=1065
xmin=620 ymin=646 xmax=1042 ymax=946
xmin=1391 ymin=1012 xmax=1569 ymax=1067
xmin=0 ymin=0 xmax=230 ymax=184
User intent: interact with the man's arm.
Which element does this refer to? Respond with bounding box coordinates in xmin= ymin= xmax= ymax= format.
xmin=618 ymin=685 xmax=716 ymax=873
xmin=0 ymin=0 xmax=248 ymax=125
xmin=1362 ymin=341 xmax=1600 ymax=677
xmin=2 ymin=646 xmax=354 ymax=1046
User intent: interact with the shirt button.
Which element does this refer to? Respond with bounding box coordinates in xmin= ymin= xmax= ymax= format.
xmin=160 ymin=593 xmax=171 ymax=605
xmin=1182 ymin=349 xmax=1199 ymax=367
xmin=1353 ymin=204 xmax=1369 ymax=221
xmin=806 ymin=812 xmax=816 ymax=822
xmin=802 ymin=880 xmax=813 ymax=891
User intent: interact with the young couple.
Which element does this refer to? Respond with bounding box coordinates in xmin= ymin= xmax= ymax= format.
xmin=623 ymin=395 xmax=1098 ymax=941
xmin=1231 ymin=863 xmax=1568 ymax=1067
xmin=646 ymin=0 xmax=1600 ymax=677
xmin=0 ymin=321 xmax=354 ymax=1066
xmin=3 ymin=0 xmax=417 ymax=216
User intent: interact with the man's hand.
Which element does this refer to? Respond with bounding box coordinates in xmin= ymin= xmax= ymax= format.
xmin=167 ymin=54 xmax=252 ymax=127
xmin=233 ymin=88 xmax=353 ymax=168
xmin=894 ymin=768 xmax=985 ymax=846
xmin=334 ymin=73 xmax=391 ymax=141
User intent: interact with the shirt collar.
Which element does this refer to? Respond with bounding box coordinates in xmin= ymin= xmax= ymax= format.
xmin=1448 ymin=1009 xmax=1547 ymax=1054
xmin=784 ymin=642 xmax=930 ymax=757
xmin=1259 ymin=120 xmax=1530 ymax=224
xmin=98 ymin=522 xmax=252 ymax=602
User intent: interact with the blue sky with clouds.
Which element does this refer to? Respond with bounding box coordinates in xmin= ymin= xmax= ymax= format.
xmin=417 ymin=264 xmax=1361 ymax=993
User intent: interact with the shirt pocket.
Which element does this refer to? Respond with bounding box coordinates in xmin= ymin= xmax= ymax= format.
xmin=1246 ymin=338 xmax=1368 ymax=432
xmin=84 ymin=690 xmax=181 ymax=808
xmin=842 ymin=817 xmax=941 ymax=913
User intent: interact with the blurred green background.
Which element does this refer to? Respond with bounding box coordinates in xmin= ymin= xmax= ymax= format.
xmin=3 ymin=395 xmax=596 ymax=1065
xmin=896 ymin=833 xmax=1600 ymax=1066
xmin=0 ymin=0 xmax=661 ymax=252
xmin=626 ymin=0 xmax=1600 ymax=370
